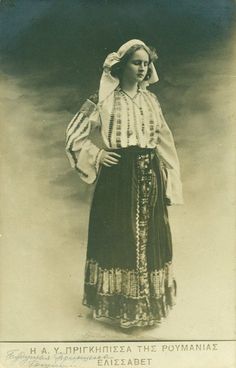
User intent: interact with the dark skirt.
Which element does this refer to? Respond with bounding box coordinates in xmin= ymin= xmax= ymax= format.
xmin=82 ymin=146 xmax=176 ymax=328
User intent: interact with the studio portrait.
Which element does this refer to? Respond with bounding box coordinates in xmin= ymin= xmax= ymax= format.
xmin=0 ymin=0 xmax=235 ymax=345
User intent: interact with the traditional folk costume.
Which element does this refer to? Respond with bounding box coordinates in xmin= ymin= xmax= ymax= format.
xmin=65 ymin=40 xmax=183 ymax=328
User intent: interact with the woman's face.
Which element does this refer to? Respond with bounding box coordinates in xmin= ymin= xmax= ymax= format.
xmin=121 ymin=48 xmax=150 ymax=84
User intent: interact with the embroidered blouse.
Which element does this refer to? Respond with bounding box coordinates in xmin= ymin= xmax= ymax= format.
xmin=65 ymin=86 xmax=183 ymax=205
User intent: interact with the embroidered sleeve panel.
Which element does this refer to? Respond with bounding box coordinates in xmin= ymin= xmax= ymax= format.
xmin=79 ymin=91 xmax=100 ymax=121
xmin=65 ymin=92 xmax=101 ymax=184
xmin=88 ymin=90 xmax=99 ymax=105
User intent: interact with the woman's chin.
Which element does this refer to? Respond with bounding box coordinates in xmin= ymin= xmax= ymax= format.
xmin=137 ymin=76 xmax=145 ymax=82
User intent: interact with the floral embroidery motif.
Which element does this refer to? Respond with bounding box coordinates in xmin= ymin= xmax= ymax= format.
xmin=136 ymin=153 xmax=153 ymax=301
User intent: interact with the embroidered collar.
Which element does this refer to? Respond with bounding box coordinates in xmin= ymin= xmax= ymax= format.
xmin=116 ymin=85 xmax=143 ymax=100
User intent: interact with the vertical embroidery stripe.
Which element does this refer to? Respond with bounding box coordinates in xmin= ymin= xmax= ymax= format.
xmin=136 ymin=153 xmax=155 ymax=304
xmin=131 ymin=99 xmax=141 ymax=145
xmin=66 ymin=119 xmax=90 ymax=153
xmin=66 ymin=114 xmax=87 ymax=146
xmin=66 ymin=99 xmax=96 ymax=138
xmin=120 ymin=91 xmax=131 ymax=146
xmin=66 ymin=111 xmax=81 ymax=135
xmin=145 ymin=93 xmax=160 ymax=125
xmin=142 ymin=93 xmax=156 ymax=144
xmin=66 ymin=121 xmax=90 ymax=171
xmin=108 ymin=92 xmax=116 ymax=148
xmin=114 ymin=92 xmax=122 ymax=148
xmin=138 ymin=94 xmax=145 ymax=141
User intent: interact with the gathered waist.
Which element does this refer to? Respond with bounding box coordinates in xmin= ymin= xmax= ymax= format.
xmin=107 ymin=145 xmax=156 ymax=158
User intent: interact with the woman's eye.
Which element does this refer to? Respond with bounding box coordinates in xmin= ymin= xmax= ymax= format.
xmin=132 ymin=61 xmax=149 ymax=66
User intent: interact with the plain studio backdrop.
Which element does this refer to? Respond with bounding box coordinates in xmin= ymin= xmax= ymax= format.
xmin=0 ymin=0 xmax=235 ymax=341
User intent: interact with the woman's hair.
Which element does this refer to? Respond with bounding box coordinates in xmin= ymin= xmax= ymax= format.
xmin=110 ymin=44 xmax=158 ymax=81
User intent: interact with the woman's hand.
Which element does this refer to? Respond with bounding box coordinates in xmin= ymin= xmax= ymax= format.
xmin=99 ymin=150 xmax=121 ymax=167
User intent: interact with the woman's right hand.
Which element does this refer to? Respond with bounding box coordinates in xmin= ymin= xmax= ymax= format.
xmin=99 ymin=150 xmax=121 ymax=167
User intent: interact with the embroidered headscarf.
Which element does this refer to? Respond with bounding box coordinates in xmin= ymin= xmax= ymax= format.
xmin=98 ymin=39 xmax=159 ymax=102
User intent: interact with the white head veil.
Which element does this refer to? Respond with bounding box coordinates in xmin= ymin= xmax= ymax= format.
xmin=98 ymin=39 xmax=159 ymax=102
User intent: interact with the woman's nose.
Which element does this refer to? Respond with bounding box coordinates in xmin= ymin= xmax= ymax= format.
xmin=140 ymin=62 xmax=147 ymax=69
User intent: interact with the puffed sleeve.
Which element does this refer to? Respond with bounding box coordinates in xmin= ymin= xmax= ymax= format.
xmin=153 ymin=95 xmax=184 ymax=205
xmin=65 ymin=93 xmax=103 ymax=184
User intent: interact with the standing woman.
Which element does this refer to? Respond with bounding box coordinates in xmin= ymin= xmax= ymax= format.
xmin=65 ymin=39 xmax=183 ymax=329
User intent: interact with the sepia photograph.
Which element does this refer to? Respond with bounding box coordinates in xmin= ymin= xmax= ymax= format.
xmin=0 ymin=0 xmax=235 ymax=367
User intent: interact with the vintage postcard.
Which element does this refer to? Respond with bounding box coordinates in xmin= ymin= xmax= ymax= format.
xmin=0 ymin=1 xmax=235 ymax=367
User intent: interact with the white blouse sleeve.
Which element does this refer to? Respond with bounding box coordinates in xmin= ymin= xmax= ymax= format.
xmin=65 ymin=95 xmax=103 ymax=184
xmin=154 ymin=97 xmax=184 ymax=205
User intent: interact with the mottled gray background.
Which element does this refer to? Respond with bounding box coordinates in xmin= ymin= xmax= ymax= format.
xmin=0 ymin=0 xmax=235 ymax=341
